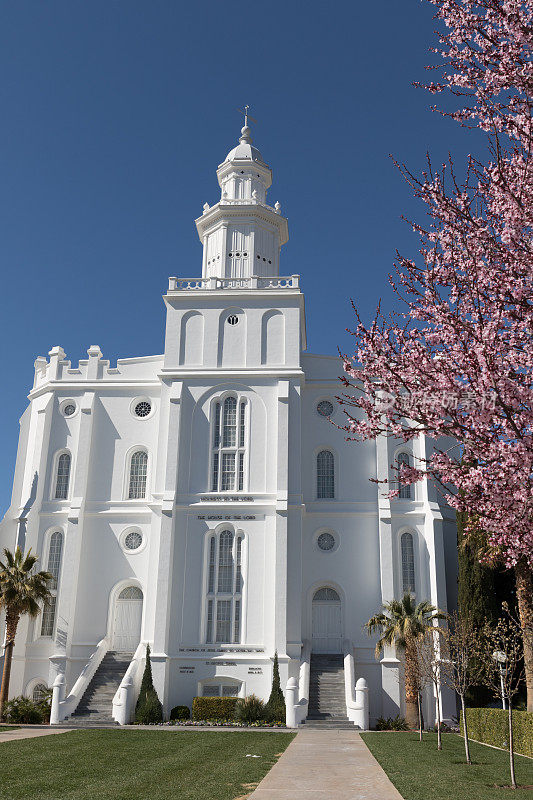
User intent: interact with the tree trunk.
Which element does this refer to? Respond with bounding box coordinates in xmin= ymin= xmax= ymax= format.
xmin=417 ymin=691 xmax=423 ymax=741
xmin=515 ymin=558 xmax=533 ymax=713
xmin=435 ymin=681 xmax=442 ymax=751
xmin=460 ymin=695 xmax=471 ymax=765
xmin=508 ymin=701 xmax=516 ymax=790
xmin=403 ymin=641 xmax=420 ymax=729
xmin=0 ymin=611 xmax=20 ymax=722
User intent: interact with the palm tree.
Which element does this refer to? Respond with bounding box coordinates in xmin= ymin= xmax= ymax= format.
xmin=0 ymin=548 xmax=52 ymax=721
xmin=365 ymin=593 xmax=445 ymax=729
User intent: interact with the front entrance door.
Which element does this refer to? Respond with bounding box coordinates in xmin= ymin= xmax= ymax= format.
xmin=112 ymin=586 xmax=143 ymax=652
xmin=312 ymin=587 xmax=342 ymax=653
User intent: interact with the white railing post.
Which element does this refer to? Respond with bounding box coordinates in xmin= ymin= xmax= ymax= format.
xmin=285 ymin=677 xmax=298 ymax=728
xmin=355 ymin=678 xmax=369 ymax=730
xmin=50 ymin=673 xmax=66 ymax=725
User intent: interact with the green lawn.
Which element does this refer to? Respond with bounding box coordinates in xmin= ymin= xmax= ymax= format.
xmin=362 ymin=732 xmax=533 ymax=799
xmin=0 ymin=729 xmax=295 ymax=800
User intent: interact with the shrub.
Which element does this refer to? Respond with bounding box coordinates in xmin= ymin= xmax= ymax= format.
xmin=192 ymin=696 xmax=239 ymax=721
xmin=136 ymin=689 xmax=163 ymax=724
xmin=461 ymin=707 xmax=533 ymax=758
xmin=170 ymin=705 xmax=190 ymax=721
xmin=6 ymin=696 xmax=45 ymax=724
xmin=234 ymin=695 xmax=266 ymax=724
xmin=265 ymin=652 xmax=286 ymax=723
xmin=375 ymin=715 xmax=409 ymax=731
xmin=135 ymin=645 xmax=163 ymax=724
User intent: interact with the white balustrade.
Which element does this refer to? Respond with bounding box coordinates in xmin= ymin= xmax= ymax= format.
xmin=167 ymin=275 xmax=300 ymax=292
xmin=284 ymin=639 xmax=311 ymax=728
xmin=112 ymin=641 xmax=146 ymax=725
xmin=343 ymin=639 xmax=369 ymax=730
xmin=50 ymin=637 xmax=109 ymax=724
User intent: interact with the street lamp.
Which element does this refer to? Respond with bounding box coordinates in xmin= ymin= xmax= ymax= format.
xmin=492 ymin=650 xmax=507 ymax=710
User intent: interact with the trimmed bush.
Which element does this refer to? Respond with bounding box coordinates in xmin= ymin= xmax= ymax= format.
xmin=235 ymin=695 xmax=265 ymax=724
xmin=135 ymin=645 xmax=163 ymax=724
xmin=170 ymin=705 xmax=190 ymax=721
xmin=376 ymin=715 xmax=409 ymax=731
xmin=461 ymin=707 xmax=533 ymax=757
xmin=6 ymin=696 xmax=46 ymax=724
xmin=192 ymin=696 xmax=239 ymax=721
xmin=265 ymin=652 xmax=286 ymax=723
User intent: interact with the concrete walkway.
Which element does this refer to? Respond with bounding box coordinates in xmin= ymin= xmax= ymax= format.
xmin=0 ymin=727 xmax=72 ymax=743
xmin=249 ymin=729 xmax=403 ymax=800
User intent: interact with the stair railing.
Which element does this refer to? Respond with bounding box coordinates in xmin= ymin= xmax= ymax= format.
xmin=284 ymin=639 xmax=311 ymax=728
xmin=50 ymin=637 xmax=109 ymax=724
xmin=343 ymin=638 xmax=369 ymax=730
xmin=112 ymin=641 xmax=146 ymax=725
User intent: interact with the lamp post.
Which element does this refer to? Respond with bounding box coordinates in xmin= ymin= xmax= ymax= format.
xmin=492 ymin=650 xmax=507 ymax=710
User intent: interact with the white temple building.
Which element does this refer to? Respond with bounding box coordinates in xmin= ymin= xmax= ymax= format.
xmin=0 ymin=118 xmax=458 ymax=727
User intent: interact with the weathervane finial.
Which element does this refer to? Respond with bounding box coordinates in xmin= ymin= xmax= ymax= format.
xmin=236 ymin=105 xmax=257 ymax=144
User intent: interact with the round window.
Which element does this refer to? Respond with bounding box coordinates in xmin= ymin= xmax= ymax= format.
xmin=317 ymin=400 xmax=334 ymax=417
xmin=124 ymin=531 xmax=143 ymax=551
xmin=317 ymin=532 xmax=336 ymax=552
xmin=227 ymin=315 xmax=239 ymax=326
xmin=63 ymin=404 xmax=76 ymax=417
xmin=134 ymin=401 xmax=151 ymax=418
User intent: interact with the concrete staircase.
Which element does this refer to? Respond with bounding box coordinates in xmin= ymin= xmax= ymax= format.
xmin=68 ymin=651 xmax=132 ymax=725
xmin=303 ymin=653 xmax=353 ymax=729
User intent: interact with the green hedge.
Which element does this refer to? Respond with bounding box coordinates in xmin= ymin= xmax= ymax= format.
xmin=192 ymin=696 xmax=239 ymax=721
xmin=461 ymin=708 xmax=533 ymax=757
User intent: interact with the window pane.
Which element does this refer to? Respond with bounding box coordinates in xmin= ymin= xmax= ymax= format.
xmin=217 ymin=531 xmax=234 ymax=592
xmin=32 ymin=684 xmax=48 ymax=703
xmin=401 ymin=533 xmax=415 ymax=593
xmin=55 ymin=453 xmax=71 ymax=500
xmin=238 ymin=452 xmax=244 ymax=491
xmin=317 ymin=450 xmax=334 ymax=499
xmin=48 ymin=532 xmax=63 ymax=590
xmin=203 ymin=684 xmax=219 ymax=697
xmin=208 ymin=538 xmax=216 ymax=593
xmin=216 ymin=599 xmax=232 ymax=642
xmin=235 ymin=537 xmax=242 ymax=593
xmin=41 ymin=596 xmax=57 ymax=637
xmin=222 ymin=397 xmax=237 ymax=447
xmin=213 ymin=402 xmax=221 ymax=447
xmin=211 ymin=453 xmax=219 ymax=492
xmin=398 ymin=453 xmax=412 ymax=499
xmin=234 ymin=599 xmax=241 ymax=644
xmin=239 ymin=402 xmax=246 ymax=448
xmin=206 ymin=598 xmax=214 ymax=642
xmin=221 ymin=453 xmax=235 ymax=491
xmin=222 ymin=685 xmax=239 ymax=697
xmin=129 ymin=451 xmax=148 ymax=499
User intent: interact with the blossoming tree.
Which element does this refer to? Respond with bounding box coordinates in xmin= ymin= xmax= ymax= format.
xmin=340 ymin=0 xmax=533 ymax=709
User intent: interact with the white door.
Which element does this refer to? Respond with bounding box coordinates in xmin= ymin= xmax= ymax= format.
xmin=312 ymin=587 xmax=342 ymax=653
xmin=112 ymin=586 xmax=143 ymax=652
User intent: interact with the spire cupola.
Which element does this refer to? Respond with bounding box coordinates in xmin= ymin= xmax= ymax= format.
xmin=196 ymin=109 xmax=288 ymax=281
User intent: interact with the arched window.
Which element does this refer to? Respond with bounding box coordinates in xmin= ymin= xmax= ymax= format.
xmin=401 ymin=532 xmax=416 ymax=594
xmin=205 ymin=529 xmax=244 ymax=643
xmin=317 ymin=450 xmax=334 ymax=499
xmin=128 ymin=450 xmax=148 ymax=499
xmin=32 ymin=683 xmax=48 ymax=703
xmin=54 ymin=452 xmax=71 ymax=500
xmin=397 ymin=452 xmax=412 ymax=500
xmin=211 ymin=397 xmax=247 ymax=492
xmin=41 ymin=530 xmax=63 ymax=637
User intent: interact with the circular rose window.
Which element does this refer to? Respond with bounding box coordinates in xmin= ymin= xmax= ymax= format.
xmin=124 ymin=531 xmax=143 ymax=551
xmin=317 ymin=400 xmax=334 ymax=417
xmin=317 ymin=532 xmax=336 ymax=551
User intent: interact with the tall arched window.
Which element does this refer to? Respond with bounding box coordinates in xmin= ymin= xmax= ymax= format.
xmin=401 ymin=532 xmax=416 ymax=594
xmin=205 ymin=529 xmax=243 ymax=643
xmin=41 ymin=530 xmax=63 ymax=637
xmin=317 ymin=450 xmax=334 ymax=499
xmin=211 ymin=397 xmax=247 ymax=492
xmin=54 ymin=452 xmax=71 ymax=500
xmin=397 ymin=452 xmax=412 ymax=500
xmin=128 ymin=450 xmax=148 ymax=499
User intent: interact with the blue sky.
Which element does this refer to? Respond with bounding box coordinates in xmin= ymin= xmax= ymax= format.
xmin=0 ymin=0 xmax=481 ymax=514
